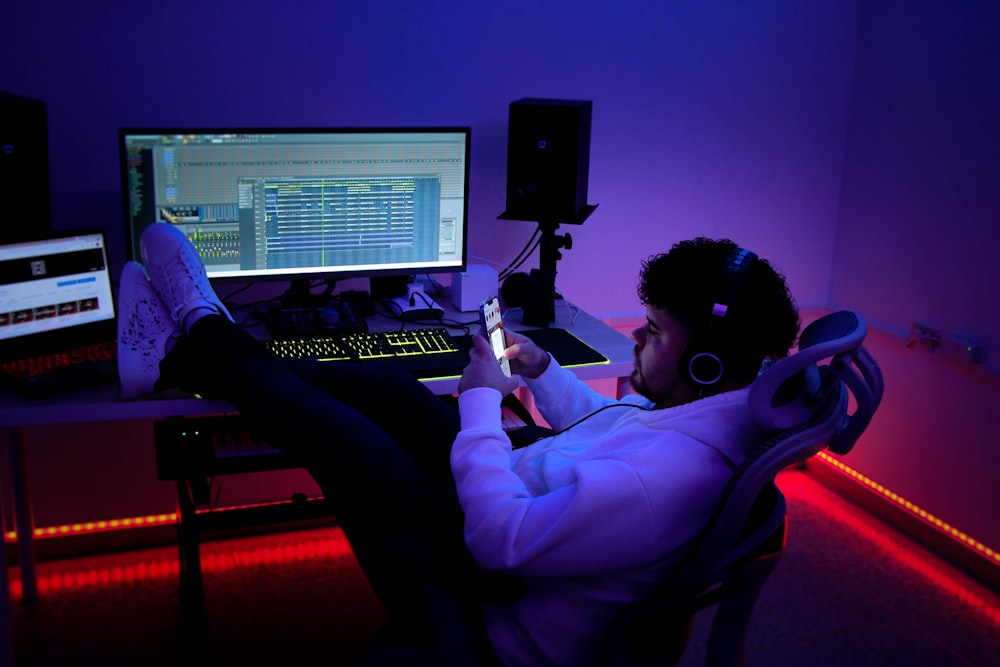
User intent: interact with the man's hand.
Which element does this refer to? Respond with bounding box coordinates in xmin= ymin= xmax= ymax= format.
xmin=458 ymin=334 xmax=520 ymax=395
xmin=503 ymin=330 xmax=551 ymax=379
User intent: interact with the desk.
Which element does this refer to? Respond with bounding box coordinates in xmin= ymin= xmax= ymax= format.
xmin=0 ymin=300 xmax=634 ymax=604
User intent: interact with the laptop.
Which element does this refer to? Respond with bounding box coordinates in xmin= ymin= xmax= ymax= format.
xmin=0 ymin=230 xmax=119 ymax=396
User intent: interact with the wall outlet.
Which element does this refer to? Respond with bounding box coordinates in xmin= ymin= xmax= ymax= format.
xmin=908 ymin=321 xmax=942 ymax=350
xmin=908 ymin=321 xmax=981 ymax=364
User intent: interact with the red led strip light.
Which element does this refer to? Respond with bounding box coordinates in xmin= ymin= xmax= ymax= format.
xmin=815 ymin=452 xmax=998 ymax=566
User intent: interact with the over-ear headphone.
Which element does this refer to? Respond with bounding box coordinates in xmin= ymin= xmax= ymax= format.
xmin=678 ymin=246 xmax=757 ymax=390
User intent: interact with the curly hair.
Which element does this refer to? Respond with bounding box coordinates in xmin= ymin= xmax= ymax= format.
xmin=637 ymin=237 xmax=800 ymax=384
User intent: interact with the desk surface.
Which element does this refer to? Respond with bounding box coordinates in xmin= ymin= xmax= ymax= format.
xmin=0 ymin=299 xmax=635 ymax=428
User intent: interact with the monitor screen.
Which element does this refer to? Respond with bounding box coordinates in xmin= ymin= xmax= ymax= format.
xmin=118 ymin=127 xmax=470 ymax=289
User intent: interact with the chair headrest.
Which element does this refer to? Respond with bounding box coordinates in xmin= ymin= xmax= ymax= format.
xmin=748 ymin=310 xmax=884 ymax=455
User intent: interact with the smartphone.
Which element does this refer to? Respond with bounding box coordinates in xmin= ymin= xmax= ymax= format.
xmin=478 ymin=296 xmax=511 ymax=377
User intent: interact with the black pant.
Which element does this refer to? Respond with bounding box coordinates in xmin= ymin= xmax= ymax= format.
xmin=161 ymin=315 xmax=519 ymax=653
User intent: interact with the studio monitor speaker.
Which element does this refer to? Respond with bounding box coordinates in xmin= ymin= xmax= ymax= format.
xmin=0 ymin=91 xmax=52 ymax=244
xmin=501 ymin=98 xmax=593 ymax=224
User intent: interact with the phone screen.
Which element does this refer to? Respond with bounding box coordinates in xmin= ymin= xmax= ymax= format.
xmin=479 ymin=297 xmax=511 ymax=377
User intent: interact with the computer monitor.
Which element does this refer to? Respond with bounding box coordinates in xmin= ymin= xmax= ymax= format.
xmin=118 ymin=127 xmax=470 ymax=303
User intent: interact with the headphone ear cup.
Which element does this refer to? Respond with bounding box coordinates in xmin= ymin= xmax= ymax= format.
xmin=679 ymin=334 xmax=726 ymax=388
xmin=687 ymin=351 xmax=724 ymax=387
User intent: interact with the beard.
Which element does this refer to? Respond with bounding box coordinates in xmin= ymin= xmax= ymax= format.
xmin=630 ymin=364 xmax=659 ymax=403
xmin=631 ymin=356 xmax=690 ymax=408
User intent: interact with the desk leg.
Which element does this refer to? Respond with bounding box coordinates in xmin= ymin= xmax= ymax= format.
xmin=176 ymin=479 xmax=206 ymax=619
xmin=7 ymin=426 xmax=37 ymax=601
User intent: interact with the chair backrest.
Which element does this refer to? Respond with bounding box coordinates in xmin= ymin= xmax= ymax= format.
xmin=605 ymin=309 xmax=884 ymax=666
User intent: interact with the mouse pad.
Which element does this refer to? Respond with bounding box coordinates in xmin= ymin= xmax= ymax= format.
xmin=516 ymin=327 xmax=609 ymax=368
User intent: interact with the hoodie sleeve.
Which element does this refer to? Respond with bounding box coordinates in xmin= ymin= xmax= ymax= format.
xmin=522 ymin=356 xmax=618 ymax=430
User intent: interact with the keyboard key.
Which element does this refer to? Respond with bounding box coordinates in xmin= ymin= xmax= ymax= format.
xmin=1 ymin=340 xmax=118 ymax=379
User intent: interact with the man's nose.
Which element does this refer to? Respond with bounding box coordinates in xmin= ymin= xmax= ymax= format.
xmin=631 ymin=326 xmax=646 ymax=346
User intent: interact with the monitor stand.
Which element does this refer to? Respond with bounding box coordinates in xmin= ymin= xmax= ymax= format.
xmin=388 ymin=292 xmax=445 ymax=321
xmin=266 ymin=280 xmax=368 ymax=338
xmin=280 ymin=279 xmax=335 ymax=309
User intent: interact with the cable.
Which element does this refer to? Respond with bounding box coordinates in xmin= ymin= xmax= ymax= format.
xmin=547 ymin=402 xmax=653 ymax=437
xmin=498 ymin=227 xmax=542 ymax=281
xmin=501 ymin=239 xmax=541 ymax=279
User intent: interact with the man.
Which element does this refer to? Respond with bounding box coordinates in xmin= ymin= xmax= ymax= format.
xmin=118 ymin=224 xmax=799 ymax=666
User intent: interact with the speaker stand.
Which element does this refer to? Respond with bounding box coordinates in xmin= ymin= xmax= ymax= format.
xmin=522 ymin=221 xmax=572 ymax=327
xmin=538 ymin=220 xmax=572 ymax=274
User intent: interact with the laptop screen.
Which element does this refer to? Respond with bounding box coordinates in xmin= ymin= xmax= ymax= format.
xmin=0 ymin=231 xmax=116 ymax=347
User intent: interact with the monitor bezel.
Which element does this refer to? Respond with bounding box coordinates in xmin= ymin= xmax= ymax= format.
xmin=117 ymin=125 xmax=472 ymax=286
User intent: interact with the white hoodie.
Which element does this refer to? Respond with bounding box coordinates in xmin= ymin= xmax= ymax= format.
xmin=452 ymin=357 xmax=761 ymax=667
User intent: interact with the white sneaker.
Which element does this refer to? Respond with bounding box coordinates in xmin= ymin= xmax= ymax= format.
xmin=117 ymin=261 xmax=180 ymax=400
xmin=139 ymin=222 xmax=233 ymax=333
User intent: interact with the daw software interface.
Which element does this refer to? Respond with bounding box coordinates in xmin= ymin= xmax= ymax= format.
xmin=119 ymin=128 xmax=471 ymax=284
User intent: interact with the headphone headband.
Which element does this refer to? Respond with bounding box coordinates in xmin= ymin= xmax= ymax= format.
xmin=711 ymin=247 xmax=757 ymax=324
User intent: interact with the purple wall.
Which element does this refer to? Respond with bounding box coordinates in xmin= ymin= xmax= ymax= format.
xmin=2 ymin=1 xmax=856 ymax=314
xmin=2 ymin=2 xmax=998 ymax=556
xmin=832 ymin=2 xmax=1000 ymax=551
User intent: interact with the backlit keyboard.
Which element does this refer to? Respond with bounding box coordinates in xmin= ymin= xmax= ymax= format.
xmin=263 ymin=327 xmax=464 ymax=363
